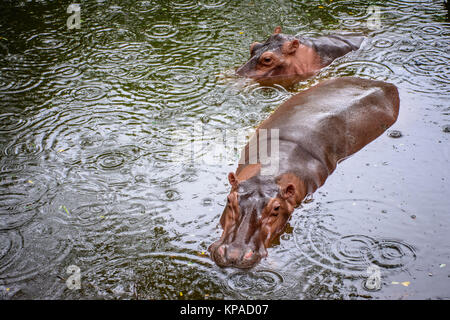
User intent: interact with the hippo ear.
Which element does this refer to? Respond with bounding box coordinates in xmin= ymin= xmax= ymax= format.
xmin=283 ymin=39 xmax=299 ymax=54
xmin=228 ymin=172 xmax=238 ymax=188
xmin=273 ymin=26 xmax=282 ymax=34
xmin=281 ymin=183 xmax=296 ymax=200
xmin=250 ymin=42 xmax=262 ymax=55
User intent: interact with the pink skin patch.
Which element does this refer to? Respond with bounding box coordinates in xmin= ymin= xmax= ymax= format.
xmin=244 ymin=250 xmax=253 ymax=260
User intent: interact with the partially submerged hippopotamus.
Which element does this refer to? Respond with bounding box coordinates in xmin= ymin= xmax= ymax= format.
xmin=209 ymin=77 xmax=400 ymax=268
xmin=236 ymin=26 xmax=365 ymax=87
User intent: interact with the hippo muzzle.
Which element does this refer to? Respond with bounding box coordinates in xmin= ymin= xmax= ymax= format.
xmin=209 ymin=176 xmax=283 ymax=268
xmin=235 ymin=56 xmax=259 ymax=78
xmin=209 ymin=241 xmax=266 ymax=269
xmin=209 ymin=205 xmax=268 ymax=268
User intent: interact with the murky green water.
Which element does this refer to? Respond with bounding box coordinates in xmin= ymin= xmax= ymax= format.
xmin=0 ymin=0 xmax=449 ymax=299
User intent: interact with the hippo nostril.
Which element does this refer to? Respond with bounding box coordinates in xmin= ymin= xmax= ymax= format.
xmin=219 ymin=245 xmax=226 ymax=256
xmin=243 ymin=249 xmax=254 ymax=260
xmin=215 ymin=244 xmax=227 ymax=258
xmin=211 ymin=244 xmax=229 ymax=267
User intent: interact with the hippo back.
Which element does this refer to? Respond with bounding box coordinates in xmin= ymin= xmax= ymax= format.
xmin=258 ymin=77 xmax=400 ymax=179
xmin=300 ymin=34 xmax=365 ymax=67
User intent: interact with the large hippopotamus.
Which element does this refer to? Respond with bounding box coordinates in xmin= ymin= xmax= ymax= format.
xmin=209 ymin=77 xmax=400 ymax=268
xmin=236 ymin=26 xmax=365 ymax=87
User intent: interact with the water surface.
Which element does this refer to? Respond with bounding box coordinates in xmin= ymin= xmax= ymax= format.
xmin=0 ymin=0 xmax=449 ymax=299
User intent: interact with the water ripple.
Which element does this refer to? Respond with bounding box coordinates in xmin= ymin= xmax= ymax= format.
xmin=50 ymin=64 xmax=82 ymax=79
xmin=327 ymin=0 xmax=369 ymax=22
xmin=169 ymin=0 xmax=200 ymax=12
xmin=92 ymin=145 xmax=142 ymax=172
xmin=0 ymin=220 xmax=72 ymax=284
xmin=133 ymin=252 xmax=221 ymax=299
xmin=225 ymin=269 xmax=284 ymax=298
xmin=85 ymin=27 xmax=139 ymax=49
xmin=293 ymin=199 xmax=417 ymax=277
xmin=0 ymin=230 xmax=23 ymax=275
xmin=172 ymin=24 xmax=217 ymax=46
xmin=400 ymin=49 xmax=450 ymax=93
xmin=63 ymin=196 xmax=159 ymax=238
xmin=149 ymin=65 xmax=212 ymax=102
xmin=0 ymin=113 xmax=28 ymax=134
xmin=87 ymin=42 xmax=155 ymax=68
xmin=144 ymin=161 xmax=198 ymax=186
xmin=86 ymin=41 xmax=156 ymax=81
xmin=200 ymin=0 xmax=230 ymax=8
xmin=146 ymin=23 xmax=179 ymax=40
xmin=403 ymin=50 xmax=450 ymax=77
xmin=413 ymin=24 xmax=450 ymax=42
xmin=0 ymin=68 xmax=43 ymax=95
xmin=0 ymin=0 xmax=448 ymax=300
xmin=71 ymin=84 xmax=107 ymax=102
xmin=243 ymin=83 xmax=290 ymax=105
xmin=96 ymin=152 xmax=127 ymax=170
xmin=27 ymin=32 xmax=65 ymax=51
xmin=128 ymin=0 xmax=160 ymax=14
xmin=159 ymin=189 xmax=182 ymax=202
xmin=371 ymin=38 xmax=395 ymax=49
xmin=3 ymin=139 xmax=44 ymax=158
xmin=323 ymin=60 xmax=394 ymax=81
xmin=368 ymin=239 xmax=417 ymax=269
xmin=435 ymin=65 xmax=450 ymax=84
xmin=0 ymin=168 xmax=59 ymax=230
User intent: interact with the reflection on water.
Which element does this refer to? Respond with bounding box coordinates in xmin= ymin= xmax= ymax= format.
xmin=0 ymin=0 xmax=449 ymax=299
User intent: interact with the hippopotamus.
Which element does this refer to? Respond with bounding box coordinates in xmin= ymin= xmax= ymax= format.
xmin=208 ymin=77 xmax=400 ymax=268
xmin=236 ymin=26 xmax=365 ymax=87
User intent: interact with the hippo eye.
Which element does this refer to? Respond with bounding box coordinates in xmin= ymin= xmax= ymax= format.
xmin=262 ymin=56 xmax=272 ymax=64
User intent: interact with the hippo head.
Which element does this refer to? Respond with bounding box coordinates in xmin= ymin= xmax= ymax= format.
xmin=236 ymin=26 xmax=306 ymax=87
xmin=208 ymin=172 xmax=297 ymax=268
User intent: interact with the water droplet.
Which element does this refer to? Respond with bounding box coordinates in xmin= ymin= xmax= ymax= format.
xmin=388 ymin=130 xmax=403 ymax=138
xmin=202 ymin=198 xmax=213 ymax=206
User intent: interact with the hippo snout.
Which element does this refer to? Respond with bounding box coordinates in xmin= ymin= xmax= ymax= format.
xmin=209 ymin=242 xmax=263 ymax=269
xmin=235 ymin=56 xmax=258 ymax=78
xmin=235 ymin=64 xmax=249 ymax=77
